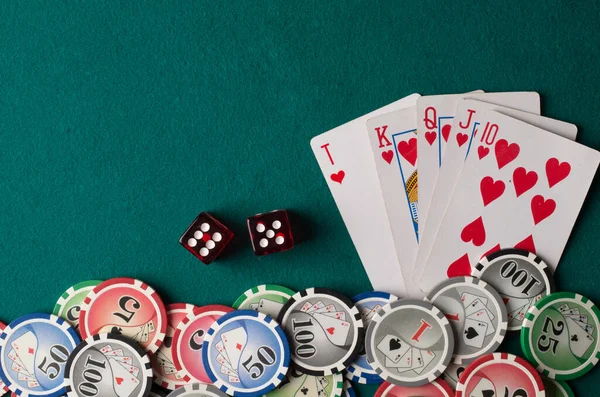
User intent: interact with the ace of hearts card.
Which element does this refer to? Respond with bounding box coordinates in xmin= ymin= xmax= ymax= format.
xmin=418 ymin=110 xmax=600 ymax=292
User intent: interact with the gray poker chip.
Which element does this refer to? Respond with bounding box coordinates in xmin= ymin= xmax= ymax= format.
xmin=64 ymin=333 xmax=152 ymax=397
xmin=365 ymin=299 xmax=454 ymax=387
xmin=166 ymin=382 xmax=228 ymax=396
xmin=439 ymin=362 xmax=466 ymax=391
xmin=473 ymin=248 xmax=554 ymax=331
xmin=277 ymin=288 xmax=364 ymax=376
xmin=425 ymin=276 xmax=507 ymax=365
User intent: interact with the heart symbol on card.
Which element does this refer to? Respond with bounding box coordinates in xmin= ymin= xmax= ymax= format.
xmin=115 ymin=377 xmax=124 ymax=385
xmin=481 ymin=244 xmax=501 ymax=259
xmin=513 ymin=167 xmax=538 ymax=197
xmin=480 ymin=176 xmax=505 ymax=206
xmin=425 ymin=131 xmax=436 ymax=145
xmin=326 ymin=327 xmax=335 ymax=335
xmin=478 ymin=146 xmax=489 ymax=160
xmin=330 ymin=171 xmax=345 ymax=184
xmin=495 ymin=139 xmax=520 ymax=169
xmin=531 ymin=195 xmax=555 ymax=225
xmin=389 ymin=338 xmax=402 ymax=351
xmin=465 ymin=327 xmax=479 ymax=340
xmin=382 ymin=150 xmax=394 ymax=164
xmin=442 ymin=124 xmax=451 ymax=142
xmin=397 ymin=138 xmax=417 ymax=166
xmin=461 ymin=216 xmax=486 ymax=247
xmin=515 ymin=234 xmax=536 ymax=253
xmin=546 ymin=158 xmax=571 ymax=188
xmin=447 ymin=253 xmax=471 ymax=277
xmin=456 ymin=133 xmax=468 ymax=147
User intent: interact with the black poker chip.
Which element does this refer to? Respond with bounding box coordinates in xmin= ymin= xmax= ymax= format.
xmin=277 ymin=287 xmax=364 ymax=376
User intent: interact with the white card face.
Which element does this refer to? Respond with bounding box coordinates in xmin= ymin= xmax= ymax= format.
xmin=310 ymin=94 xmax=420 ymax=296
xmin=366 ymin=107 xmax=420 ymax=297
xmin=11 ymin=331 xmax=38 ymax=375
xmin=418 ymin=110 xmax=600 ymax=292
xmin=566 ymin=317 xmax=595 ymax=357
xmin=413 ymin=98 xmax=577 ymax=286
xmin=416 ymin=91 xmax=486 ymax=238
xmin=376 ymin=335 xmax=410 ymax=363
xmin=107 ymin=357 xmax=140 ymax=396
xmin=312 ymin=313 xmax=351 ymax=346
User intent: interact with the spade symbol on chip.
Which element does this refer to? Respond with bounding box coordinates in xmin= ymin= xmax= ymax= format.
xmin=572 ymin=335 xmax=579 ymax=342
xmin=389 ymin=338 xmax=402 ymax=351
xmin=465 ymin=327 xmax=479 ymax=340
xmin=111 ymin=326 xmax=123 ymax=334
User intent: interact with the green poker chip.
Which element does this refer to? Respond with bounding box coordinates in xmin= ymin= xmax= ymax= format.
xmin=521 ymin=291 xmax=600 ymax=380
xmin=53 ymin=280 xmax=103 ymax=330
xmin=233 ymin=284 xmax=295 ymax=320
xmin=542 ymin=377 xmax=575 ymax=397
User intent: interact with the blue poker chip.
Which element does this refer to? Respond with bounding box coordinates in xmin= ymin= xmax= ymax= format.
xmin=345 ymin=291 xmax=398 ymax=384
xmin=342 ymin=380 xmax=356 ymax=397
xmin=0 ymin=313 xmax=81 ymax=397
xmin=202 ymin=310 xmax=290 ymax=397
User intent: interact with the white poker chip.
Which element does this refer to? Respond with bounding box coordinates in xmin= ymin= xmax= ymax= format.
xmin=425 ymin=276 xmax=507 ymax=364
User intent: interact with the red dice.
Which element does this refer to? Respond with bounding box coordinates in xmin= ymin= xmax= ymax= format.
xmin=247 ymin=209 xmax=294 ymax=255
xmin=180 ymin=212 xmax=233 ymax=264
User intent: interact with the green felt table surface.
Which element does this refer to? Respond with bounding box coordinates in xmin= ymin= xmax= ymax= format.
xmin=1 ymin=1 xmax=600 ymax=395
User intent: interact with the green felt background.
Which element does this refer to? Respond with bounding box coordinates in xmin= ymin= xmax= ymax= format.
xmin=1 ymin=1 xmax=599 ymax=395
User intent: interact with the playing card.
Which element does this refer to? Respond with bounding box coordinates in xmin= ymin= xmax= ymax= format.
xmin=463 ymin=317 xmax=488 ymax=348
xmin=465 ymin=299 xmax=492 ymax=319
xmin=215 ymin=340 xmax=231 ymax=365
xmin=221 ymin=327 xmax=248 ymax=369
xmin=308 ymin=301 xmax=325 ymax=313
xmin=566 ymin=317 xmax=595 ymax=358
xmin=312 ymin=312 xmax=351 ymax=346
xmin=217 ymin=353 xmax=236 ymax=373
xmin=507 ymin=303 xmax=530 ymax=326
xmin=314 ymin=304 xmax=336 ymax=314
xmin=11 ymin=331 xmax=38 ymax=375
xmin=366 ymin=106 xmax=421 ymax=297
xmin=418 ymin=110 xmax=599 ymax=292
xmin=469 ymin=308 xmax=496 ymax=336
xmin=410 ymin=348 xmax=425 ymax=371
xmin=416 ymin=91 xmax=486 ymax=239
xmin=116 ymin=361 xmax=140 ymax=377
xmin=376 ymin=335 xmax=410 ymax=363
xmin=11 ymin=361 xmax=34 ymax=377
xmin=252 ymin=298 xmax=285 ymax=318
xmin=311 ymin=94 xmax=420 ymax=297
xmin=414 ymin=349 xmax=436 ymax=374
xmin=461 ymin=292 xmax=489 ymax=308
xmin=385 ymin=347 xmax=412 ymax=370
xmin=8 ymin=349 xmax=31 ymax=375
xmin=322 ymin=311 xmax=346 ymax=320
xmin=301 ymin=302 xmax=314 ymax=312
xmin=107 ymin=357 xmax=140 ymax=396
xmin=414 ymin=99 xmax=577 ymax=286
xmin=104 ymin=348 xmax=125 ymax=357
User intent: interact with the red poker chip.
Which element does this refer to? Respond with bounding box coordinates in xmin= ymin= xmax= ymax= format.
xmin=456 ymin=352 xmax=545 ymax=397
xmin=79 ymin=277 xmax=168 ymax=354
xmin=172 ymin=304 xmax=234 ymax=384
xmin=374 ymin=379 xmax=454 ymax=397
xmin=150 ymin=303 xmax=198 ymax=390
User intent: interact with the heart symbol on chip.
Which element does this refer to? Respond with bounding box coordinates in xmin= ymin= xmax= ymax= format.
xmin=115 ymin=377 xmax=124 ymax=385
xmin=425 ymin=131 xmax=437 ymax=146
xmin=381 ymin=150 xmax=394 ymax=164
xmin=326 ymin=327 xmax=335 ymax=335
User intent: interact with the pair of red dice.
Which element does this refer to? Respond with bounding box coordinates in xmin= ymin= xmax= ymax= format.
xmin=179 ymin=210 xmax=294 ymax=264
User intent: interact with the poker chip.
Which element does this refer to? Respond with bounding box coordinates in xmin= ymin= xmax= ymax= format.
xmin=365 ymin=299 xmax=454 ymax=387
xmin=374 ymin=379 xmax=454 ymax=397
xmin=473 ymin=248 xmax=554 ymax=331
xmin=64 ymin=332 xmax=153 ymax=397
xmin=424 ymin=276 xmax=507 ymax=364
xmin=79 ymin=277 xmax=168 ymax=354
xmin=151 ymin=303 xmax=197 ymax=390
xmin=232 ymin=284 xmax=295 ymax=319
xmin=165 ymin=382 xmax=229 ymax=396
xmin=0 ymin=313 xmax=81 ymax=397
xmin=277 ymin=288 xmax=364 ymax=376
xmin=439 ymin=362 xmax=467 ymax=390
xmin=455 ymin=352 xmax=545 ymax=397
xmin=345 ymin=291 xmax=399 ymax=384
xmin=341 ymin=380 xmax=356 ymax=397
xmin=542 ymin=378 xmax=575 ymax=397
xmin=265 ymin=370 xmax=343 ymax=397
xmin=520 ymin=291 xmax=600 ymax=380
xmin=52 ymin=280 xmax=103 ymax=330
xmin=202 ymin=310 xmax=290 ymax=397
xmin=172 ymin=305 xmax=234 ymax=385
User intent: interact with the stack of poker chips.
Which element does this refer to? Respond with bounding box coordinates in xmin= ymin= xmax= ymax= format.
xmin=0 ymin=248 xmax=595 ymax=397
